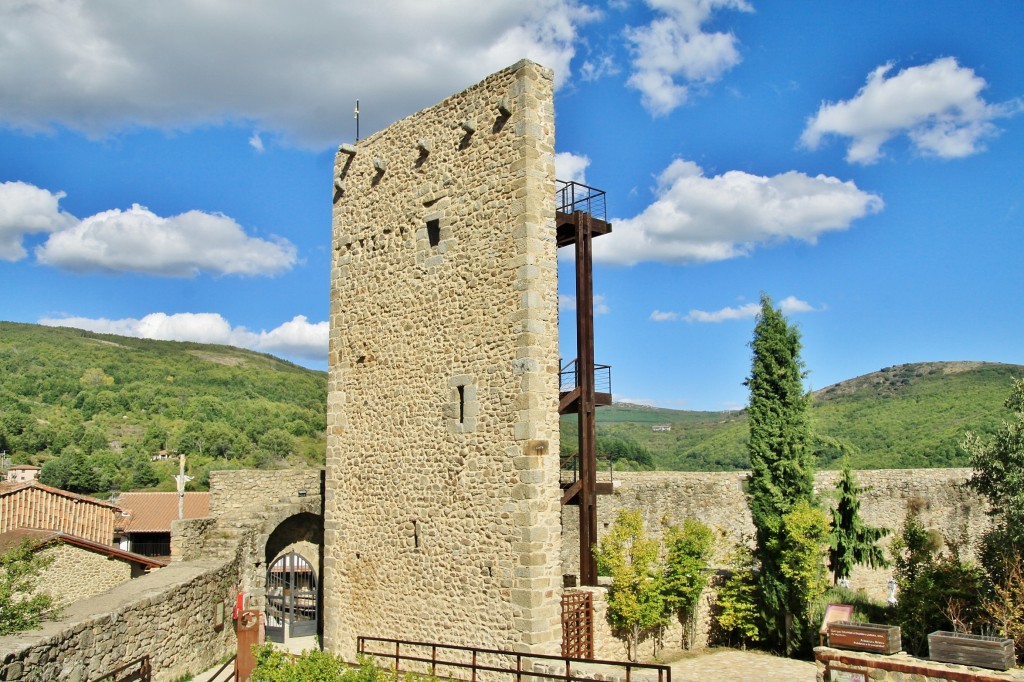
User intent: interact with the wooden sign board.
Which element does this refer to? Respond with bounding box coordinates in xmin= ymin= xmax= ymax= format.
xmin=828 ymin=622 xmax=901 ymax=655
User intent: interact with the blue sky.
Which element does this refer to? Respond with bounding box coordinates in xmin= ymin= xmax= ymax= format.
xmin=1 ymin=1 xmax=1021 ymax=411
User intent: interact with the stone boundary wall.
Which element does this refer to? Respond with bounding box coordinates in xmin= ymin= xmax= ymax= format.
xmin=171 ymin=515 xmax=217 ymax=561
xmin=207 ymin=468 xmax=322 ymax=521
xmin=0 ymin=557 xmax=236 ymax=682
xmin=814 ymin=647 xmax=1024 ymax=681
xmin=563 ymin=468 xmax=988 ymax=602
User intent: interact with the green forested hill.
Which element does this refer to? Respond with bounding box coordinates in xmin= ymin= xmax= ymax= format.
xmin=3 ymin=322 xmax=1019 ymax=492
xmin=562 ymin=361 xmax=1023 ymax=471
xmin=0 ymin=321 xmax=327 ymax=494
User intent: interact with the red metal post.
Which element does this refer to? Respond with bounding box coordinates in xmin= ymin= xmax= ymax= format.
xmin=574 ymin=210 xmax=598 ymax=586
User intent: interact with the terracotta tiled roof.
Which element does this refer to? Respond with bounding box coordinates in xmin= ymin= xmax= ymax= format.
xmin=0 ymin=528 xmax=166 ymax=568
xmin=0 ymin=481 xmax=123 ymax=545
xmin=7 ymin=465 xmax=40 ymax=471
xmin=114 ymin=492 xmax=210 ymax=533
xmin=0 ymin=481 xmax=122 ymax=509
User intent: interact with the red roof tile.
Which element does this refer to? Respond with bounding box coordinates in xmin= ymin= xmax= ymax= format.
xmin=114 ymin=492 xmax=210 ymax=532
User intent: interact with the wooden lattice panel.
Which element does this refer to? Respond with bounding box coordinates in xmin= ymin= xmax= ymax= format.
xmin=561 ymin=590 xmax=594 ymax=659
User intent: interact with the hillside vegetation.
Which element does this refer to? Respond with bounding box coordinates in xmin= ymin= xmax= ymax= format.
xmin=0 ymin=321 xmax=326 ymax=494
xmin=562 ymin=360 xmax=1023 ymax=471
xmin=3 ymin=323 xmax=1019 ymax=493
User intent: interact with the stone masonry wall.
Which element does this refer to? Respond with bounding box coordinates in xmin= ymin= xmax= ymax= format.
xmin=325 ymin=60 xmax=562 ymax=660
xmin=207 ymin=468 xmax=322 ymax=521
xmin=0 ymin=557 xmax=236 ymax=682
xmin=37 ymin=543 xmax=133 ymax=607
xmin=563 ymin=469 xmax=988 ymax=603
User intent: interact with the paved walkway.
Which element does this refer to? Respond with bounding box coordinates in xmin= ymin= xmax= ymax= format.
xmin=666 ymin=648 xmax=817 ymax=682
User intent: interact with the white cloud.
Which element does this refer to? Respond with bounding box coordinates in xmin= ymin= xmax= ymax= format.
xmin=249 ymin=132 xmax=265 ymax=153
xmin=39 ymin=312 xmax=328 ymax=362
xmin=649 ymin=310 xmax=679 ymax=322
xmin=35 ymin=203 xmax=297 ymax=277
xmin=615 ymin=396 xmax=660 ymax=407
xmin=625 ymin=0 xmax=752 ymax=116
xmin=559 ymin=293 xmax=609 ymax=314
xmin=801 ymin=57 xmax=1022 ymax=164
xmin=556 ymin=152 xmax=591 ymax=184
xmin=777 ymin=295 xmax=819 ymax=314
xmin=686 ymin=302 xmax=759 ymax=323
xmin=0 ymin=181 xmax=77 ymax=261
xmin=0 ymin=1 xmax=597 ymax=148
xmin=579 ymin=54 xmax=619 ymax=81
xmin=685 ymin=296 xmax=818 ymax=323
xmin=591 ymin=159 xmax=883 ymax=266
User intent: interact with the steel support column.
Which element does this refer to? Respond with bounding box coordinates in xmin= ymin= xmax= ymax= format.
xmin=573 ymin=210 xmax=598 ymax=586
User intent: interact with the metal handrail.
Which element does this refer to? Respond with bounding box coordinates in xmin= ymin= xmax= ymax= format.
xmin=206 ymin=655 xmax=237 ymax=682
xmin=556 ymin=180 xmax=607 ymax=223
xmin=358 ymin=636 xmax=670 ymax=682
xmin=559 ymin=358 xmax=611 ymax=395
xmin=92 ymin=655 xmax=151 ymax=682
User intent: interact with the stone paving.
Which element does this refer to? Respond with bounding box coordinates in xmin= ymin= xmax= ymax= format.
xmin=666 ymin=648 xmax=817 ymax=682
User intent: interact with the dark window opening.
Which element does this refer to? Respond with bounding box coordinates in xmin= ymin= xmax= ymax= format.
xmin=427 ymin=219 xmax=441 ymax=247
xmin=457 ymin=385 xmax=465 ymax=423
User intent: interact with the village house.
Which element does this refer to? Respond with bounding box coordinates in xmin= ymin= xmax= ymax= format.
xmin=4 ymin=464 xmax=41 ymax=483
xmin=113 ymin=491 xmax=210 ymax=558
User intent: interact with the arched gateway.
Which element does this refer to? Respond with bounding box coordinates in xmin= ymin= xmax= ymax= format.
xmin=261 ymin=511 xmax=323 ymax=644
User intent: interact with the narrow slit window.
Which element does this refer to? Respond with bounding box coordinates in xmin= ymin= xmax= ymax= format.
xmin=426 ymin=219 xmax=441 ymax=248
xmin=457 ymin=385 xmax=465 ymax=423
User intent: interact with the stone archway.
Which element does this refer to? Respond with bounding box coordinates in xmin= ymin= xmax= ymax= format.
xmin=261 ymin=511 xmax=324 ymax=644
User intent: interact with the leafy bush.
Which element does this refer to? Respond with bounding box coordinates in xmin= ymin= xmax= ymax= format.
xmin=890 ymin=509 xmax=986 ymax=655
xmin=251 ymin=648 xmax=381 ymax=682
xmin=712 ymin=542 xmax=762 ymax=649
xmin=0 ymin=540 xmax=58 ymax=635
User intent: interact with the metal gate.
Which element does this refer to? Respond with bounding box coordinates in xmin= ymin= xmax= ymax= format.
xmin=265 ymin=551 xmax=318 ymax=642
xmin=561 ymin=590 xmax=594 ymax=659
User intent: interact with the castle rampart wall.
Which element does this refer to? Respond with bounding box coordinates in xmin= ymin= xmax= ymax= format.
xmin=563 ymin=468 xmax=988 ymax=603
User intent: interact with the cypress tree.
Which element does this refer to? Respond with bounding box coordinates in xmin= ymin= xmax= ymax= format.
xmin=745 ymin=294 xmax=815 ymax=654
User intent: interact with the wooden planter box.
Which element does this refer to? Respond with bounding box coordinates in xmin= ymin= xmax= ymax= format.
xmin=828 ymin=621 xmax=902 ymax=654
xmin=928 ymin=631 xmax=1015 ymax=671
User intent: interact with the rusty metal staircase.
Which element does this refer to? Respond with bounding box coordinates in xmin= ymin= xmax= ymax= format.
xmin=556 ymin=180 xmax=613 ymax=587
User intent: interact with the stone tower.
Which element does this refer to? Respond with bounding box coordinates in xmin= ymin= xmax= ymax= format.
xmin=324 ymin=60 xmax=562 ymax=658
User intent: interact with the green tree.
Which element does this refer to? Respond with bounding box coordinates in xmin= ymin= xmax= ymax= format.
xmin=829 ymin=463 xmax=890 ymax=584
xmin=594 ymin=509 xmax=665 ymax=661
xmin=662 ymin=519 xmax=715 ymax=649
xmin=775 ymin=500 xmax=831 ymax=653
xmin=964 ymin=377 xmax=1024 ymax=575
xmin=744 ymin=295 xmax=817 ymax=654
xmin=257 ymin=428 xmax=296 ymax=460
xmin=0 ymin=540 xmax=56 ymax=635
xmin=714 ymin=542 xmax=762 ymax=648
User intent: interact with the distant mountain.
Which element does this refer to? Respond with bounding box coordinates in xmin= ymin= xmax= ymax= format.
xmin=3 ymin=323 xmax=1019 ymax=481
xmin=0 ymin=321 xmax=327 ymax=494
xmin=562 ymin=361 xmax=1023 ymax=471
